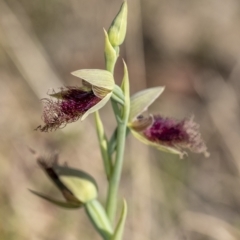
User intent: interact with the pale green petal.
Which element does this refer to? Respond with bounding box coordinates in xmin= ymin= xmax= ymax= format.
xmin=71 ymin=69 xmax=114 ymax=90
xmin=130 ymin=87 xmax=165 ymax=121
xmin=29 ymin=189 xmax=82 ymax=208
xmin=131 ymin=129 xmax=185 ymax=157
xmin=60 ymin=176 xmax=98 ymax=203
xmin=92 ymin=85 xmax=111 ymax=99
xmin=81 ymin=92 xmax=112 ymax=120
xmin=54 ymin=166 xmax=98 ymax=189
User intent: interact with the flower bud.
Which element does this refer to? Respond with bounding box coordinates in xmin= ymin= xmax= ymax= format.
xmin=30 ymin=154 xmax=98 ymax=208
xmin=55 ymin=165 xmax=98 ymax=203
xmin=108 ymin=1 xmax=128 ymax=47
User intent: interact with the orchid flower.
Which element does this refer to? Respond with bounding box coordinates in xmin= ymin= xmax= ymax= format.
xmin=37 ymin=69 xmax=114 ymax=132
xmin=128 ymin=87 xmax=209 ymax=158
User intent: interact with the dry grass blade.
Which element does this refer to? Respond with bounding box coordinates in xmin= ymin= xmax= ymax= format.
xmin=0 ymin=1 xmax=63 ymax=98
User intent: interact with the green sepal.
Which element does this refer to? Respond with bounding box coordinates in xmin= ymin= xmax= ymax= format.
xmin=85 ymin=199 xmax=113 ymax=240
xmin=108 ymin=1 xmax=128 ymax=47
xmin=111 ymin=200 xmax=127 ymax=240
xmin=104 ymin=29 xmax=117 ymax=73
xmin=29 ymin=189 xmax=82 ymax=209
xmin=54 ymin=166 xmax=98 ymax=203
xmin=71 ymin=69 xmax=114 ymax=90
xmin=129 ymin=87 xmax=165 ymax=121
xmin=82 ymin=92 xmax=112 ymax=121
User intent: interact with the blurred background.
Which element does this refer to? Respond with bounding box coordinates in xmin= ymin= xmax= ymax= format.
xmin=1 ymin=0 xmax=240 ymax=239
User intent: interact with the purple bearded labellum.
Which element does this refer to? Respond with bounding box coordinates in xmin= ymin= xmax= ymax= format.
xmin=37 ymin=86 xmax=103 ymax=132
xmin=130 ymin=114 xmax=209 ymax=158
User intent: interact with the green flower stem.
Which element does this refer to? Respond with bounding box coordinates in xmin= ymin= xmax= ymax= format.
xmin=111 ymin=100 xmax=122 ymax=124
xmin=108 ymin=127 xmax=130 ymax=156
xmin=95 ymin=111 xmax=112 ymax=180
xmin=106 ymin=61 xmax=130 ymax=223
xmin=103 ymin=1 xmax=129 ymax=227
xmin=106 ymin=121 xmax=127 ymax=223
xmin=108 ymin=127 xmax=118 ymax=156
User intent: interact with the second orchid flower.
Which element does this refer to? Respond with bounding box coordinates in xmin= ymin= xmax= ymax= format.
xmin=128 ymin=87 xmax=209 ymax=158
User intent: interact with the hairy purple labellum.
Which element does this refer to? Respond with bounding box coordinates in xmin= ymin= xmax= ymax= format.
xmin=144 ymin=116 xmax=188 ymax=143
xmin=37 ymin=87 xmax=101 ymax=132
xmin=133 ymin=115 xmax=209 ymax=157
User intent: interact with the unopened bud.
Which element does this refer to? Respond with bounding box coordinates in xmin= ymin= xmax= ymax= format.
xmin=30 ymin=154 xmax=98 ymax=208
xmin=108 ymin=1 xmax=127 ymax=47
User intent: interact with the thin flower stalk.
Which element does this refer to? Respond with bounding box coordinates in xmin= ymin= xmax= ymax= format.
xmin=106 ymin=61 xmax=130 ymax=223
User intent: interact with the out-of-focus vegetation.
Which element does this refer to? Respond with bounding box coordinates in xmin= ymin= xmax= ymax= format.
xmin=1 ymin=0 xmax=240 ymax=239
